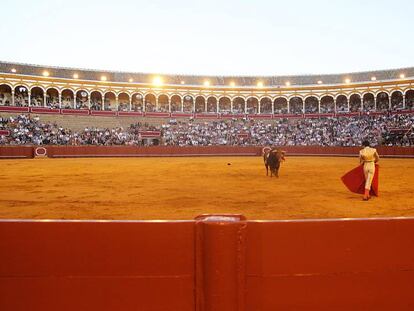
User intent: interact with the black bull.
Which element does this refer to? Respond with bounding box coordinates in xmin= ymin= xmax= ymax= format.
xmin=264 ymin=151 xmax=282 ymax=177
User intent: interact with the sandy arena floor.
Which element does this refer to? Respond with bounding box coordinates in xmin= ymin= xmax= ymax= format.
xmin=0 ymin=156 xmax=413 ymax=220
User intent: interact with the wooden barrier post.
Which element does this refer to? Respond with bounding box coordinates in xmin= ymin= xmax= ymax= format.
xmin=195 ymin=214 xmax=247 ymax=311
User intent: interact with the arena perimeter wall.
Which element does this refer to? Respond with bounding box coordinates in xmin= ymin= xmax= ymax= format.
xmin=1 ymin=215 xmax=414 ymax=311
xmin=0 ymin=145 xmax=414 ymax=159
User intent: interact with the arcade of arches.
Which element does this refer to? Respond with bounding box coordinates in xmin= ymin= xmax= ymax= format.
xmin=1 ymin=85 xmax=414 ymax=114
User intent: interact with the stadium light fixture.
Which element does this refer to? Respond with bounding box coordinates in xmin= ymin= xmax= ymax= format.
xmin=317 ymin=80 xmax=322 ymax=84
xmin=153 ymin=77 xmax=163 ymax=86
xmin=257 ymin=81 xmax=264 ymax=88
xmin=204 ymin=80 xmax=210 ymax=87
xmin=11 ymin=68 xmax=16 ymax=73
xmin=180 ymin=80 xmax=185 ymax=84
xmin=400 ymin=74 xmax=405 ymax=79
xmin=230 ymin=81 xmax=236 ymax=87
xmin=43 ymin=71 xmax=49 ymax=77
xmin=371 ymin=76 xmax=376 ymax=81
xmin=285 ymin=81 xmax=291 ymax=86
xmin=129 ymin=78 xmax=134 ymax=83
xmin=345 ymin=78 xmax=351 ymax=84
xmin=101 ymin=76 xmax=107 ymax=81
xmin=73 ymin=73 xmax=79 ymax=79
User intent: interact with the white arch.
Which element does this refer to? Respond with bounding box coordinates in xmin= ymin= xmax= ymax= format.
xmin=170 ymin=94 xmax=183 ymax=101
xmin=273 ymin=96 xmax=288 ymax=102
xmin=29 ymin=85 xmax=46 ymax=92
xmin=334 ymin=93 xmax=349 ymax=100
xmin=218 ymin=95 xmax=231 ymax=102
xmin=258 ymin=95 xmax=272 ymax=102
xmin=90 ymin=90 xmax=104 ymax=98
xmin=45 ymin=86 xmax=59 ymax=92
xmin=104 ymin=91 xmax=117 ymax=98
xmin=75 ymin=89 xmax=91 ymax=96
xmin=320 ymin=94 xmax=335 ymax=101
xmin=0 ymin=82 xmax=14 ymax=90
xmin=195 ymin=95 xmax=207 ymax=101
xmin=304 ymin=95 xmax=319 ymax=102
xmin=374 ymin=90 xmax=390 ymax=97
xmin=205 ymin=95 xmax=218 ymax=101
xmin=390 ymin=90 xmax=403 ymax=97
xmin=60 ymin=88 xmax=75 ymax=97
xmin=303 ymin=94 xmax=319 ymax=101
xmin=14 ymin=84 xmax=30 ymax=92
xmin=288 ymin=95 xmax=304 ymax=102
xmin=157 ymin=93 xmax=170 ymax=100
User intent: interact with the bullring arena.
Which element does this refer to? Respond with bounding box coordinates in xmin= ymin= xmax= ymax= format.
xmin=1 ymin=61 xmax=414 ymax=310
xmin=1 ymin=156 xmax=414 ymax=220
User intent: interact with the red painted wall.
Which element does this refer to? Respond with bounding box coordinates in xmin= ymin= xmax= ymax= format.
xmin=246 ymin=218 xmax=414 ymax=310
xmin=0 ymin=146 xmax=34 ymax=158
xmin=1 ymin=145 xmax=413 ymax=159
xmin=1 ymin=217 xmax=414 ymax=310
xmin=0 ymin=220 xmax=195 ymax=311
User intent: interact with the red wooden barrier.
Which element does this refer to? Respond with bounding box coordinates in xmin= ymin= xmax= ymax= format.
xmin=195 ymin=215 xmax=247 ymax=311
xmin=0 ymin=146 xmax=34 ymax=158
xmin=30 ymin=107 xmax=60 ymax=114
xmin=245 ymin=218 xmax=414 ymax=310
xmin=1 ymin=217 xmax=414 ymax=310
xmin=0 ymin=220 xmax=195 ymax=311
xmin=0 ymin=146 xmax=413 ymax=159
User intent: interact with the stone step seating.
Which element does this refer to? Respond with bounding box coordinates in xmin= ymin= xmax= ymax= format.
xmin=0 ymin=112 xmax=169 ymax=131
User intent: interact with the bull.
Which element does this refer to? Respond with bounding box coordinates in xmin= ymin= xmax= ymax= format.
xmin=263 ymin=147 xmax=285 ymax=177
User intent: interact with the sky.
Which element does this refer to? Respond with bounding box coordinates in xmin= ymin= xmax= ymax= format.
xmin=0 ymin=0 xmax=413 ymax=76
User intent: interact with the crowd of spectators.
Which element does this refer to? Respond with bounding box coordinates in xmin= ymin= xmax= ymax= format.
xmin=0 ymin=113 xmax=413 ymax=147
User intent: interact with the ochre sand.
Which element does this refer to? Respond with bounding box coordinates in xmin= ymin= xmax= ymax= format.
xmin=0 ymin=156 xmax=413 ymax=220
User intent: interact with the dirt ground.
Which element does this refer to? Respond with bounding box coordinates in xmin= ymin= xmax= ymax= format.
xmin=0 ymin=156 xmax=413 ymax=220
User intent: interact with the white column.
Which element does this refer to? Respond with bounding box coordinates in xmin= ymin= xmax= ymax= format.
xmin=58 ymin=92 xmax=62 ymax=109
xmin=287 ymin=100 xmax=290 ymax=114
xmin=374 ymin=95 xmax=377 ymax=111
xmin=403 ymin=93 xmax=406 ymax=109
xmin=27 ymin=91 xmax=31 ymax=107
xmin=193 ymin=99 xmax=195 ymax=113
xmin=44 ymin=92 xmax=47 ymax=107
xmin=155 ymin=97 xmax=159 ymax=111
xmin=11 ymin=90 xmax=15 ymax=106
xmin=271 ymin=100 xmax=274 ymax=114
xmin=129 ymin=96 xmax=132 ymax=111
xmin=115 ymin=94 xmax=119 ymax=111
xmin=318 ymin=98 xmax=321 ymax=113
xmin=388 ymin=95 xmax=391 ymax=110
xmin=87 ymin=93 xmax=91 ymax=110
xmin=258 ymin=100 xmax=261 ymax=114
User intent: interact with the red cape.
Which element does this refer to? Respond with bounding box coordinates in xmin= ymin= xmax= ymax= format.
xmin=341 ymin=164 xmax=379 ymax=196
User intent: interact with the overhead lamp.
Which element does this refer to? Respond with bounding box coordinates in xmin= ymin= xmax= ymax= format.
xmin=153 ymin=76 xmax=163 ymax=86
